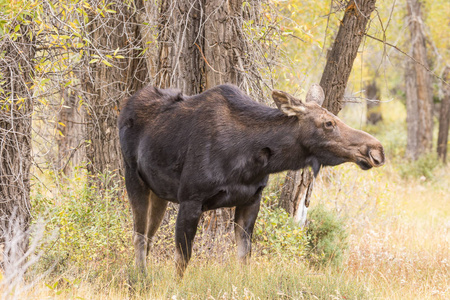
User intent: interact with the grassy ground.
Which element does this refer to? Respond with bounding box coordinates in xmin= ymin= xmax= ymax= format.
xmin=313 ymin=163 xmax=449 ymax=299
xmin=1 ymin=101 xmax=449 ymax=299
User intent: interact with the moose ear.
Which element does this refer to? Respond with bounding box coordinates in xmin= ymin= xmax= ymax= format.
xmin=272 ymin=90 xmax=305 ymax=116
xmin=305 ymin=84 xmax=325 ymax=106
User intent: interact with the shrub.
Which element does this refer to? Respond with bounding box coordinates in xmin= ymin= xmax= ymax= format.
xmin=398 ymin=153 xmax=440 ymax=180
xmin=306 ymin=205 xmax=348 ymax=267
xmin=31 ymin=171 xmax=133 ymax=273
xmin=253 ymin=193 xmax=308 ymax=259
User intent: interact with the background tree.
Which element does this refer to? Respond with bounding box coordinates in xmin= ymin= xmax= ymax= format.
xmin=155 ymin=0 xmax=203 ymax=94
xmin=437 ymin=66 xmax=450 ymax=162
xmin=0 ymin=9 xmax=35 ymax=271
xmin=83 ymin=1 xmax=149 ymax=180
xmin=279 ymin=0 xmax=377 ymax=225
xmin=366 ymin=80 xmax=382 ymax=125
xmin=405 ymin=0 xmax=433 ymax=160
xmin=57 ymin=90 xmax=85 ymax=176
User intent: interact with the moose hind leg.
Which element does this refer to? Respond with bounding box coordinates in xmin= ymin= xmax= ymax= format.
xmin=234 ymin=197 xmax=261 ymax=263
xmin=174 ymin=201 xmax=202 ymax=278
xmin=146 ymin=191 xmax=168 ymax=254
xmin=125 ymin=168 xmax=150 ymax=271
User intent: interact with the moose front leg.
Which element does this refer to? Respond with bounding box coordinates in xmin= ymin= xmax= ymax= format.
xmin=174 ymin=201 xmax=202 ymax=278
xmin=234 ymin=198 xmax=261 ymax=263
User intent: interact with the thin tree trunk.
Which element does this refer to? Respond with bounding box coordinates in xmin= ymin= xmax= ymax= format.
xmin=0 ymin=20 xmax=35 ymax=270
xmin=84 ymin=2 xmax=148 ymax=182
xmin=279 ymin=0 xmax=377 ymax=226
xmin=405 ymin=59 xmax=420 ymax=159
xmin=437 ymin=66 xmax=450 ymax=163
xmin=366 ymin=80 xmax=382 ymax=125
xmin=57 ymin=90 xmax=85 ymax=176
xmin=405 ymin=0 xmax=433 ymax=160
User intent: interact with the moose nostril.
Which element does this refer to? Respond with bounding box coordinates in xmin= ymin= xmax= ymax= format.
xmin=369 ymin=149 xmax=384 ymax=166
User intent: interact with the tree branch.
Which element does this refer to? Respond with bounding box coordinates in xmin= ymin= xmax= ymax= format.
xmin=364 ymin=33 xmax=448 ymax=86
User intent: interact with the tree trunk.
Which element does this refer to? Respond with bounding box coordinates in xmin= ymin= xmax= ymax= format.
xmin=366 ymin=80 xmax=382 ymax=125
xmin=0 ymin=20 xmax=35 ymax=271
xmin=279 ymin=0 xmax=377 ymax=226
xmin=84 ymin=2 xmax=149 ymax=182
xmin=203 ymin=0 xmax=244 ymax=89
xmin=405 ymin=59 xmax=420 ymax=159
xmin=155 ymin=0 xmax=261 ymax=95
xmin=57 ymin=90 xmax=85 ymax=176
xmin=437 ymin=66 xmax=450 ymax=163
xmin=405 ymin=0 xmax=433 ymax=160
xmin=155 ymin=0 xmax=204 ymax=95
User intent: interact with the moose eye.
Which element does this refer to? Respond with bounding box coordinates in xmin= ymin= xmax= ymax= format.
xmin=324 ymin=121 xmax=334 ymax=129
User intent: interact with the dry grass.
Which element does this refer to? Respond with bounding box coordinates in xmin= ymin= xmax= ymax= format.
xmin=313 ymin=163 xmax=450 ymax=300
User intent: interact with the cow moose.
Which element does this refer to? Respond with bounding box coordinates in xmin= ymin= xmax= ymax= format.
xmin=118 ymin=84 xmax=385 ymax=278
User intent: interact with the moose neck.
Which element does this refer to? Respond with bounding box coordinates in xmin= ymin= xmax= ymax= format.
xmin=256 ymin=114 xmax=310 ymax=175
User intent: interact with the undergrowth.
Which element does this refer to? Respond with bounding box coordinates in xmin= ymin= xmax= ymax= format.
xmin=30 ymin=171 xmax=132 ymax=274
xmin=254 ymin=192 xmax=308 ymax=259
xmin=306 ymin=205 xmax=348 ymax=267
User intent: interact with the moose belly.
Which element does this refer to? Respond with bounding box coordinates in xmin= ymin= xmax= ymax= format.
xmin=139 ymin=165 xmax=180 ymax=202
xmin=201 ymin=183 xmax=265 ymax=211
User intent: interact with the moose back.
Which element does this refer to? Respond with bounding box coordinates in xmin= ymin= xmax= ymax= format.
xmin=118 ymin=84 xmax=385 ymax=277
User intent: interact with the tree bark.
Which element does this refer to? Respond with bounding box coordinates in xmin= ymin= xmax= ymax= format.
xmin=155 ymin=0 xmax=204 ymax=95
xmin=57 ymin=90 xmax=85 ymax=176
xmin=0 ymin=20 xmax=35 ymax=270
xmin=84 ymin=2 xmax=149 ymax=181
xmin=405 ymin=59 xmax=419 ymax=158
xmin=203 ymin=0 xmax=244 ymax=89
xmin=405 ymin=0 xmax=433 ymax=160
xmin=279 ymin=0 xmax=377 ymax=226
xmin=366 ymin=80 xmax=382 ymax=125
xmin=437 ymin=66 xmax=450 ymax=163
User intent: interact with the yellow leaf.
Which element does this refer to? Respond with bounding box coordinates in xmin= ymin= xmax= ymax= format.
xmin=102 ymin=60 xmax=112 ymax=67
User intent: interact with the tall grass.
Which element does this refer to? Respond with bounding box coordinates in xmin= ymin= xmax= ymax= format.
xmin=313 ymin=163 xmax=449 ymax=299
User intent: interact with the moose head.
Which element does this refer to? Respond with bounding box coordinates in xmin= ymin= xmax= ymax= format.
xmin=272 ymin=84 xmax=385 ymax=176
